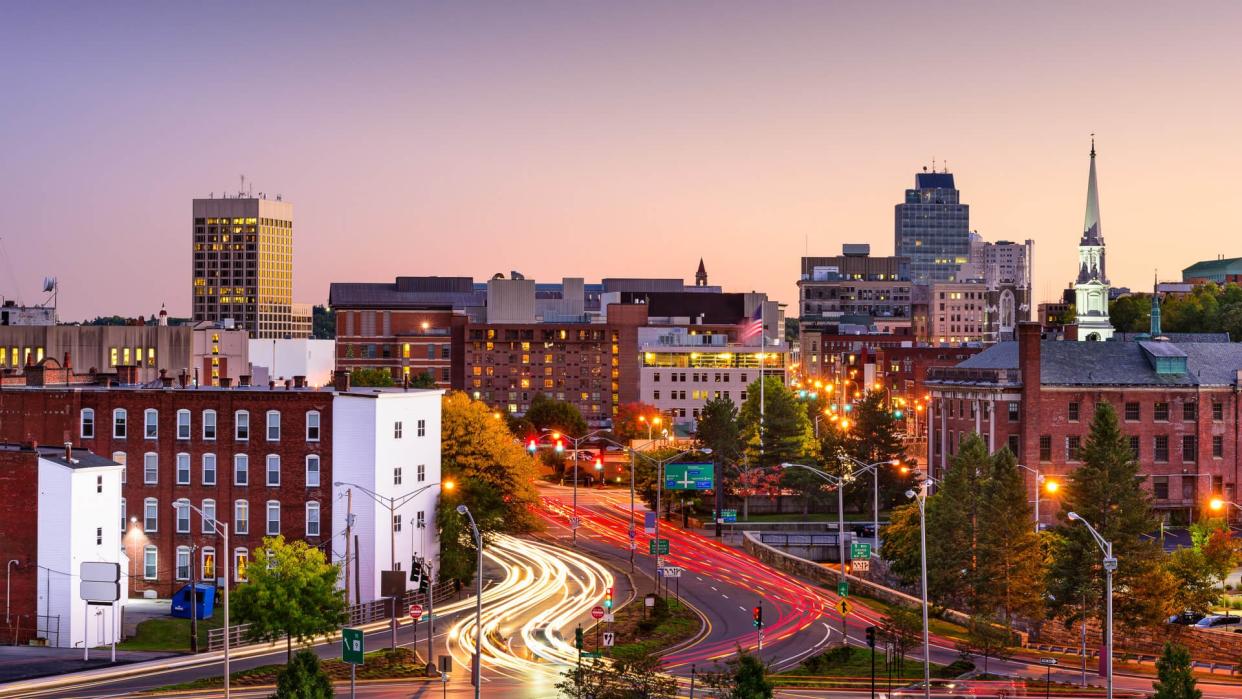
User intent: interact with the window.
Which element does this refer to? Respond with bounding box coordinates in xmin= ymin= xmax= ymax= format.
xmin=1129 ymin=435 xmax=1140 ymax=459
xmin=1067 ymin=402 xmax=1080 ymax=422
xmin=234 ymin=549 xmax=249 ymax=582
xmin=202 ymin=547 xmax=216 ymax=581
xmin=176 ymin=410 xmax=191 ymax=439
xmin=201 ymin=499 xmax=216 ymax=533
xmin=1182 ymin=435 xmax=1198 ymax=462
xmin=235 ymin=411 xmax=250 ymax=440
xmin=1154 ymin=402 xmax=1170 ymax=422
xmin=394 ymin=421 xmax=403 ymax=439
xmin=144 ymin=546 xmax=158 ymax=580
xmin=266 ymin=455 xmax=280 ymax=486
xmin=266 ymin=411 xmax=281 ymax=441
xmin=306 ymin=455 xmax=320 ymax=488
xmin=96 ymin=526 xmax=103 ymax=545
xmin=203 ymin=410 xmax=217 ymax=440
xmin=234 ymin=500 xmax=249 ymax=534
xmin=202 ymin=454 xmax=217 ymax=485
xmin=266 ymin=501 xmax=280 ymax=535
xmin=96 ymin=475 xmax=103 ymax=494
xmin=417 ymin=419 xmax=426 ymax=437
xmin=81 ymin=409 xmax=95 ymax=438
xmin=1066 ymin=436 xmax=1082 ymax=461
xmin=393 ymin=467 xmax=403 ymax=486
xmin=1184 ymin=402 xmax=1198 ymax=422
xmin=1153 ymin=476 xmax=1169 ymax=500
xmin=113 ymin=409 xmax=127 ymax=438
xmin=1007 ymin=434 xmax=1020 ymax=457
xmin=306 ymin=502 xmax=320 ymax=537
xmin=1007 ymin=402 xmax=1019 ymax=422
xmin=393 ymin=514 xmax=402 ymax=533
xmin=144 ymin=498 xmax=158 ymax=531
xmin=417 ymin=463 xmax=426 ymax=483
xmin=175 ymin=499 xmax=190 ymax=533
xmin=234 ymin=454 xmax=249 ymax=486
xmin=1182 ymin=477 xmax=1197 ymax=501
xmin=1214 ymin=435 xmax=1224 ymax=458
xmin=417 ymin=510 xmax=426 ymax=529
xmin=1039 ymin=435 xmax=1051 ymax=462
xmin=1124 ymin=402 xmax=1140 ymax=421
xmin=176 ymin=453 xmax=191 ymax=485
xmin=144 ymin=409 xmax=159 ymax=439
xmin=1154 ymin=435 xmax=1169 ymax=462
xmin=175 ymin=547 xmax=191 ymax=580
xmin=144 ymin=452 xmax=158 ymax=484
xmin=120 ymin=497 xmax=127 ymax=533
xmin=1214 ymin=402 xmax=1224 ymax=421
xmin=306 ymin=411 xmax=320 ymax=441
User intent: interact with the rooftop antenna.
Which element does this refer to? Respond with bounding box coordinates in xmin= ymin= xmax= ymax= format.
xmin=240 ymin=174 xmax=245 ymax=198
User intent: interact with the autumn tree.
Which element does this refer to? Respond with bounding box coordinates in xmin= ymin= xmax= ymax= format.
xmin=976 ymin=446 xmax=1045 ymax=625
xmin=525 ymin=393 xmax=588 ymax=437
xmin=614 ymin=402 xmax=664 ymax=443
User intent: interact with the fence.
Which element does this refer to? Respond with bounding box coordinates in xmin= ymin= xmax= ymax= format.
xmin=207 ymin=580 xmax=456 ymax=652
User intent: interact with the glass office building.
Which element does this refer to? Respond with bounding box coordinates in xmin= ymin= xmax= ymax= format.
xmin=894 ymin=172 xmax=971 ymax=284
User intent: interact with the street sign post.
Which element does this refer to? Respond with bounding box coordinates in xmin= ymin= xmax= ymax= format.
xmin=342 ymin=627 xmax=364 ymax=698
xmin=852 ymin=559 xmax=871 ymax=574
xmin=664 ymin=463 xmax=714 ymax=490
xmin=658 ymin=566 xmax=683 ymax=578
xmin=1041 ymin=657 xmax=1058 ymax=699
xmin=644 ymin=511 xmax=656 ymax=535
xmin=837 ymin=598 xmax=852 ymax=616
xmin=837 ymin=581 xmax=849 ymax=597
xmin=409 ymin=603 xmax=423 ymax=619
xmin=851 ymin=542 xmax=872 ymax=559
xmin=602 ymin=631 xmax=615 ymax=647
xmin=648 ymin=538 xmax=670 ymax=555
xmin=591 ymin=606 xmax=605 ymax=620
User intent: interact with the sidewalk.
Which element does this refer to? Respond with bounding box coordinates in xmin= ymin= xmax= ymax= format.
xmin=0 ymin=645 xmax=175 ymax=683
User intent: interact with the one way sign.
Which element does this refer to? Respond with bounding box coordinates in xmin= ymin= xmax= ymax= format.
xmin=602 ymin=631 xmax=615 ymax=647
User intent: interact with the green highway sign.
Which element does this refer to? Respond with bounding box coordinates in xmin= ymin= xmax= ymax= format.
xmin=649 ymin=538 xmax=670 ymax=555
xmin=851 ymin=542 xmax=872 ymax=559
xmin=837 ymin=581 xmax=849 ymax=597
xmin=581 ymin=651 xmax=602 ymax=659
xmin=341 ymin=627 xmax=365 ymax=665
xmin=664 ymin=463 xmax=714 ymax=491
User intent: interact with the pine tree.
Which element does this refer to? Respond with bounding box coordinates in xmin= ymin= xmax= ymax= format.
xmin=274 ymin=649 xmax=333 ymax=699
xmin=976 ymin=447 xmax=1045 ymax=625
xmin=1153 ymin=642 xmax=1201 ymax=699
xmin=842 ymin=391 xmax=908 ymax=509
xmin=924 ymin=433 xmax=988 ymax=611
xmin=1047 ymin=402 xmax=1176 ymax=630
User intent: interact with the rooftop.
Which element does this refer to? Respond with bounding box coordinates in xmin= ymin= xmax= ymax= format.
xmin=948 ymin=339 xmax=1242 ymax=387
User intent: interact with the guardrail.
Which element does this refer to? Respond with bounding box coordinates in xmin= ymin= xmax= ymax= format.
xmin=207 ymin=580 xmax=456 ymax=652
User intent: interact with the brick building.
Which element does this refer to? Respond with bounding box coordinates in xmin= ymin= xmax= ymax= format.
xmin=926 ymin=322 xmax=1242 ymax=525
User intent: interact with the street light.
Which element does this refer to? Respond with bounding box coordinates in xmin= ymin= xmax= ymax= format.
xmin=904 ymin=486 xmax=932 ymax=699
xmin=1066 ymin=512 xmax=1116 ymax=699
xmin=1016 ymin=465 xmax=1060 ymax=532
xmin=839 ymin=455 xmax=903 ymax=552
xmin=532 ymin=428 xmax=610 ymax=545
xmin=172 ymin=500 xmax=231 ymax=699
xmin=457 ymin=504 xmax=482 ymax=699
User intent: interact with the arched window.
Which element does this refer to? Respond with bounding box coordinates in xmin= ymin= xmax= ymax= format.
xmin=235 ymin=410 xmax=250 ymax=440
xmin=175 ymin=546 xmax=191 ymax=580
xmin=234 ymin=500 xmax=249 ymax=535
xmin=143 ymin=546 xmax=158 ymax=580
xmin=113 ymin=409 xmax=128 ymax=438
xmin=202 ymin=453 xmax=217 ymax=485
xmin=306 ymin=411 xmax=320 ymax=441
xmin=144 ymin=409 xmax=159 ymax=439
xmin=305 ymin=455 xmax=320 ymax=488
xmin=266 ymin=455 xmax=281 ymax=486
xmin=266 ymin=411 xmax=281 ymax=441
xmin=234 ymin=548 xmax=249 ymax=582
xmin=203 ymin=410 xmax=217 ymax=440
xmin=201 ymin=546 xmax=216 ymax=581
xmin=234 ymin=454 xmax=249 ymax=486
xmin=80 ymin=408 xmax=95 ymax=439
xmin=265 ymin=501 xmax=281 ymax=535
xmin=176 ymin=409 xmax=191 ymax=440
xmin=143 ymin=497 xmax=158 ymax=532
xmin=305 ymin=502 xmax=320 ymax=537
xmin=201 ymin=499 xmax=216 ymax=533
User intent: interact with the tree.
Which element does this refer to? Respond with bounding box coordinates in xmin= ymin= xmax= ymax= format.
xmin=924 ymin=433 xmax=989 ymax=611
xmin=348 ymin=367 xmax=395 ymax=387
xmin=880 ymin=606 xmax=922 ymax=675
xmin=838 ymin=391 xmax=908 ymax=510
xmin=879 ymin=501 xmax=924 ymax=587
xmin=231 ymin=535 xmax=347 ymax=660
xmin=1109 ymin=295 xmax=1150 ymax=334
xmin=614 ymin=402 xmax=663 ymax=443
xmin=407 ymin=370 xmax=438 ymax=388
xmin=976 ymin=447 xmax=1045 ymax=625
xmin=1046 ymin=402 xmax=1177 ymax=631
xmin=311 ymin=305 xmax=335 ymax=339
xmin=274 ymin=649 xmax=333 ymax=698
xmin=556 ymin=655 xmax=678 ymax=698
xmin=1164 ymin=547 xmax=1219 ymax=616
xmin=1153 ymin=642 xmax=1201 ymax=699
xmin=739 ymin=376 xmax=817 ymax=469
xmin=525 ymin=393 xmax=588 ymax=437
xmin=700 ymin=649 xmax=774 ymax=699
xmin=956 ymin=615 xmax=1010 ymax=675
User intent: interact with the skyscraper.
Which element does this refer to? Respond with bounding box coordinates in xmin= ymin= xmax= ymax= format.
xmin=192 ymin=195 xmax=310 ymax=339
xmin=894 ymin=170 xmax=971 ymax=284
xmin=1073 ymin=140 xmax=1114 ymax=341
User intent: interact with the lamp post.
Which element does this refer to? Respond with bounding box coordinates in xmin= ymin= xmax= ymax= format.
xmin=1066 ymin=512 xmax=1115 ymax=699
xmin=173 ymin=501 xmax=230 ymax=699
xmin=456 ymin=504 xmax=483 ymax=699
xmin=904 ymin=486 xmax=932 ymax=699
xmin=533 ymin=428 xmax=610 ymax=545
xmin=839 ymin=455 xmax=902 ymax=551
xmin=1016 ymin=464 xmax=1059 ymax=532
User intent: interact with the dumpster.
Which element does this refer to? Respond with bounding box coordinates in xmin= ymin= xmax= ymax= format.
xmin=170 ymin=583 xmax=216 ymax=620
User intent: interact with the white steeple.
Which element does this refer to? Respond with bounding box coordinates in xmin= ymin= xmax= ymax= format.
xmin=1074 ymin=136 xmax=1114 ymax=341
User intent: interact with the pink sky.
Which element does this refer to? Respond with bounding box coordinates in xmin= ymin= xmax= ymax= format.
xmin=2 ymin=2 xmax=1241 ymax=320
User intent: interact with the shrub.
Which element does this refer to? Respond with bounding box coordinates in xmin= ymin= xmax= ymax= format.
xmin=274 ymin=649 xmax=333 ymax=699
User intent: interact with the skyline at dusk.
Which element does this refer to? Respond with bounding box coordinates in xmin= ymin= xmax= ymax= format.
xmin=5 ymin=1 xmax=1242 ymax=320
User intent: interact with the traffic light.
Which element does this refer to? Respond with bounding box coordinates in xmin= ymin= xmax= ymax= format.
xmin=604 ymin=587 xmax=614 ymax=610
xmin=554 ymin=439 xmax=564 ymax=453
xmin=752 ymin=605 xmax=763 ymax=628
xmin=410 ymin=556 xmax=422 ymax=583
xmin=594 ymin=457 xmax=603 ymax=471
xmin=892 ymin=410 xmax=904 ymax=419
xmin=866 ymin=625 xmax=877 ymax=648
xmin=575 ymin=626 xmax=584 ymax=650
xmin=526 ymin=438 xmax=538 ymax=453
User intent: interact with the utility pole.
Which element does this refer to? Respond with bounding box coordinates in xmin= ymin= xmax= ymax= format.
xmin=344 ymin=489 xmax=352 ymax=609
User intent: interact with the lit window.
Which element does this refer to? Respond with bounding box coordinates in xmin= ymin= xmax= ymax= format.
xmin=234 ymin=500 xmax=249 ymax=534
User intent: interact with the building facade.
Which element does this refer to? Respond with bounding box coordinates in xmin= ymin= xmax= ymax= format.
xmin=1183 ymin=256 xmax=1242 ymax=285
xmin=894 ymin=171 xmax=971 ymax=284
xmin=925 ymin=282 xmax=991 ymax=345
xmin=192 ymin=196 xmax=310 ymax=339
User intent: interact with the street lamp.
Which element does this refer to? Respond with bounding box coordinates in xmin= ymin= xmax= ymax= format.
xmin=839 ymin=455 xmax=902 ymax=551
xmin=1016 ymin=465 xmax=1060 ymax=532
xmin=172 ymin=500 xmax=231 ymax=699
xmin=532 ymin=428 xmax=610 ymax=544
xmin=1066 ymin=512 xmax=1116 ymax=699
xmin=904 ymin=485 xmax=933 ymax=699
xmin=456 ymin=504 xmax=483 ymax=699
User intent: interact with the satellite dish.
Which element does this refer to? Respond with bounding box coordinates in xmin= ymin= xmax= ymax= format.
xmin=42 ymin=277 xmax=57 ymax=293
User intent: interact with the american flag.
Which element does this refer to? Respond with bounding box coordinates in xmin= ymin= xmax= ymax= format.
xmin=740 ymin=304 xmax=763 ymax=342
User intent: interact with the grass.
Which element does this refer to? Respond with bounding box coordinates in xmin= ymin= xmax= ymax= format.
xmin=592 ymin=596 xmax=700 ymax=661
xmin=149 ymin=647 xmax=429 ymax=692
xmin=842 ymin=590 xmax=972 ymax=643
xmin=773 ymin=646 xmax=972 ymax=688
xmin=118 ymin=614 xmax=224 ymax=652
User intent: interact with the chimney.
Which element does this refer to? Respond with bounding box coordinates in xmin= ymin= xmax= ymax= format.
xmin=220 ymin=377 xmax=233 ymax=388
xmin=1017 ymin=321 xmax=1042 ymax=470
xmin=64 ymin=441 xmax=72 ymax=461
xmin=333 ymin=369 xmax=351 ymax=392
xmin=269 ymin=381 xmax=276 ymax=390
xmin=178 ymin=371 xmax=189 ymax=389
xmin=63 ymin=352 xmax=72 ymax=371
xmin=293 ymin=375 xmax=306 ymax=389
xmin=1064 ymin=324 xmax=1078 ymax=341
xmin=116 ymin=365 xmax=139 ymax=385
xmin=239 ymin=374 xmax=251 ymax=387
xmin=25 ymin=351 xmax=35 ymax=368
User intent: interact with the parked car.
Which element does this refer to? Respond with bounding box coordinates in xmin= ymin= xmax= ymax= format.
xmin=1168 ymin=611 xmax=1207 ymax=625
xmin=1194 ymin=614 xmax=1242 ymax=630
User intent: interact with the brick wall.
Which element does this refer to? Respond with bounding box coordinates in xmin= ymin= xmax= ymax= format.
xmin=0 ymin=448 xmax=40 ymax=644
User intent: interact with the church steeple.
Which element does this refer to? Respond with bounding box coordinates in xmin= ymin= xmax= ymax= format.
xmin=1073 ymin=136 xmax=1114 ymax=341
xmin=1151 ymin=274 xmax=1163 ymax=337
xmin=1081 ymin=135 xmax=1103 ymax=248
xmin=695 ymin=258 xmax=708 ymax=287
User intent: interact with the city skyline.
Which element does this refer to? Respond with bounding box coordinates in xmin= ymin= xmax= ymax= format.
xmin=5 ymin=2 xmax=1242 ymax=320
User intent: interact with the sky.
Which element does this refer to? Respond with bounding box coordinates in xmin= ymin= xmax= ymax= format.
xmin=2 ymin=1 xmax=1241 ymax=321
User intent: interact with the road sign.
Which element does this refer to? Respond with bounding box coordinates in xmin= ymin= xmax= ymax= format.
xmin=658 ymin=566 xmax=683 ymax=578
xmin=591 ymin=606 xmax=605 ymax=620
xmin=603 ymin=612 xmax=615 ymax=623
xmin=629 ymin=541 xmax=637 ymax=550
xmin=664 ymin=463 xmax=714 ymax=491
xmin=627 ymin=527 xmax=636 ymax=539
xmin=851 ymin=542 xmax=872 ymax=559
xmin=342 ymin=627 xmax=365 ymax=665
xmin=836 ymin=598 xmax=852 ymax=616
xmin=837 ymin=581 xmax=849 ymax=597
xmin=569 ymin=516 xmax=581 ymax=529
xmin=711 ymin=509 xmax=738 ymax=523
xmin=582 ymin=651 xmax=602 ymax=658
xmin=851 ymin=559 xmax=871 ymax=574
xmin=645 ymin=594 xmax=656 ymax=607
xmin=80 ymin=562 xmax=121 ymax=603
xmin=644 ymin=512 xmax=656 ymax=534
xmin=602 ymin=631 xmax=615 ymax=647
xmin=649 ymin=538 xmax=670 ymax=555
xmin=1039 ymin=657 xmax=1059 ymax=666
xmin=409 ymin=603 xmax=423 ymax=619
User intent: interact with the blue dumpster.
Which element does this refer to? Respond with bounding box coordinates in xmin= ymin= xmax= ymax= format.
xmin=170 ymin=583 xmax=216 ymax=620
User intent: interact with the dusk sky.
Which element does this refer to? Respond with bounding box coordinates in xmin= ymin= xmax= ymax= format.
xmin=3 ymin=2 xmax=1241 ymax=321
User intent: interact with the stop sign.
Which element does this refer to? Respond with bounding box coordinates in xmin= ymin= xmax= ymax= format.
xmin=591 ymin=606 xmax=605 ymax=620
xmin=409 ymin=604 xmax=424 ymax=619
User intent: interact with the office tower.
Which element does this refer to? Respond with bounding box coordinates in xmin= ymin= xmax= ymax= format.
xmin=192 ymin=195 xmax=309 ymax=339
xmin=894 ymin=170 xmax=971 ymax=284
